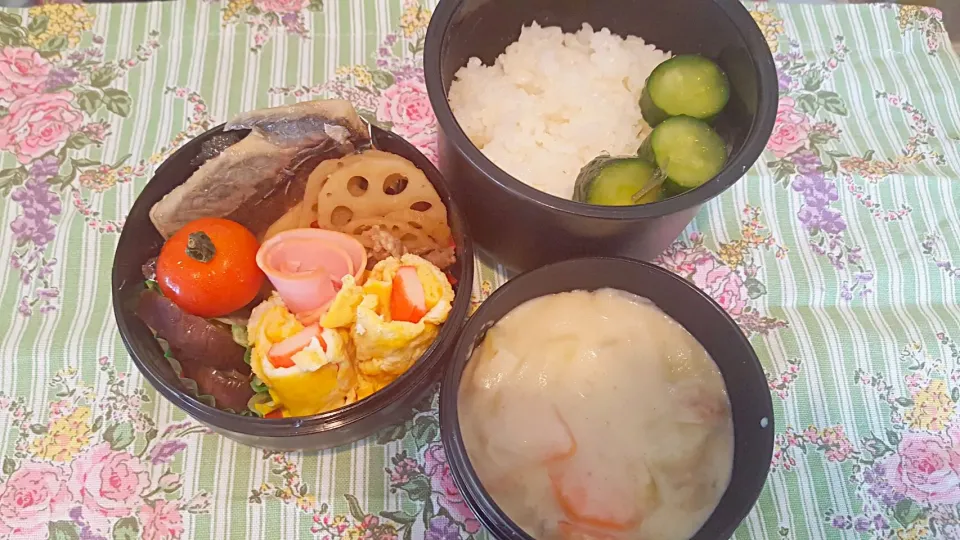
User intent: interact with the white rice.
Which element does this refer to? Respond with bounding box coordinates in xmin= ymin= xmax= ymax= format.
xmin=448 ymin=23 xmax=671 ymax=199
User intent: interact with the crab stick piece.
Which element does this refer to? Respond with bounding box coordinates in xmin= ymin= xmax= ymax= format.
xmin=391 ymin=266 xmax=428 ymax=323
xmin=256 ymin=229 xmax=366 ymax=316
xmin=267 ymin=324 xmax=327 ymax=369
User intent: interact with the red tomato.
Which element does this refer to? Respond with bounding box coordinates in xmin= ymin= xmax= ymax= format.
xmin=156 ymin=218 xmax=264 ymax=318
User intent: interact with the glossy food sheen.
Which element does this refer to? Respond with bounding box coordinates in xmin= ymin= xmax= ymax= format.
xmin=155 ymin=217 xmax=265 ymax=318
xmin=573 ymin=156 xmax=664 ymax=206
xmin=256 ymin=228 xmax=367 ymax=317
xmin=135 ymin=290 xmax=249 ymax=373
xmin=459 ymin=288 xmax=734 ymax=540
xmin=640 ymin=54 xmax=730 ymax=126
xmin=149 ymin=100 xmax=368 ymax=240
xmin=640 ymin=115 xmax=729 ymax=192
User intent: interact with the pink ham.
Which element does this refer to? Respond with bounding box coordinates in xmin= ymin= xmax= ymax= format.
xmin=256 ymin=229 xmax=367 ymax=316
xmin=297 ymin=298 xmax=335 ymax=326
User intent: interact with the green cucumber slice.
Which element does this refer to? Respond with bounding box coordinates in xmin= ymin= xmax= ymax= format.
xmin=573 ymin=156 xmax=665 ymax=206
xmin=634 ymin=185 xmax=668 ymax=205
xmin=639 ymin=116 xmax=728 ymax=192
xmin=640 ymin=55 xmax=730 ymax=126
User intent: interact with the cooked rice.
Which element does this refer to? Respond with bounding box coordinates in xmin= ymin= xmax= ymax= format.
xmin=449 ymin=23 xmax=671 ymax=199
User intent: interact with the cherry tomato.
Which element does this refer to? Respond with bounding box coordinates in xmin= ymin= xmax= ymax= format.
xmin=156 ymin=218 xmax=264 ymax=318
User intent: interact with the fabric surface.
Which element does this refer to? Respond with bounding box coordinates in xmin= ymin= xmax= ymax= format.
xmin=0 ymin=1 xmax=958 ymax=538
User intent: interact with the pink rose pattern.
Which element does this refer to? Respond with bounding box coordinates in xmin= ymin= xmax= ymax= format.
xmin=0 ymin=10 xmax=149 ymax=318
xmin=882 ymin=430 xmax=960 ymax=506
xmin=782 ymin=335 xmax=960 ymax=536
xmin=252 ymin=0 xmax=308 ymax=14
xmin=0 ymin=360 xmax=205 ymax=539
xmin=0 ymin=91 xmax=83 ymax=164
xmin=690 ymin=257 xmax=748 ymax=316
xmin=656 ymin=228 xmax=787 ymax=337
xmin=756 ymin=6 xmax=960 ymax=536
xmin=767 ymin=96 xmax=810 ymax=158
xmin=69 ymin=443 xmax=150 ymax=534
xmin=661 ymin=245 xmax=747 ymax=317
xmin=1 ymin=3 xmax=957 ymax=540
xmin=376 ymin=79 xmax=438 ymax=164
xmin=271 ymin=20 xmax=442 ymax=166
xmin=765 ymin=30 xmax=881 ymax=303
xmin=423 ymin=443 xmax=482 ymax=535
xmin=0 ymin=47 xmax=51 ymax=103
xmin=205 ymin=0 xmax=322 ymax=52
xmin=0 ymin=462 xmax=72 ymax=537
xmin=139 ymin=500 xmax=185 ymax=540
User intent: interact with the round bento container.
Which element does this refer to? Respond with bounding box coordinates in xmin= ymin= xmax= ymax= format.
xmin=112 ymin=124 xmax=475 ymax=451
xmin=424 ymin=0 xmax=779 ymax=273
xmin=439 ymin=257 xmax=774 ymax=539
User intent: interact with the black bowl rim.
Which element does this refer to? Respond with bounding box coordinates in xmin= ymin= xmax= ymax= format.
xmin=439 ymin=256 xmax=774 ymax=539
xmin=112 ymin=123 xmax=476 ymax=438
xmin=424 ymin=0 xmax=779 ymax=221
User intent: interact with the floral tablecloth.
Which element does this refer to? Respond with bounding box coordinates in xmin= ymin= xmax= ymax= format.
xmin=0 ymin=1 xmax=958 ymax=539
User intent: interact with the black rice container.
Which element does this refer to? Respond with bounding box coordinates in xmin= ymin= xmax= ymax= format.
xmin=424 ymin=0 xmax=778 ymax=273
xmin=112 ymin=125 xmax=474 ymax=451
xmin=439 ymin=258 xmax=774 ymax=539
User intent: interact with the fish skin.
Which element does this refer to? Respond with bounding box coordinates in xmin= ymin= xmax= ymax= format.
xmin=149 ymin=99 xmax=371 ymax=240
xmin=225 ymin=98 xmax=369 ymax=148
xmin=191 ymin=132 xmax=245 ymax=167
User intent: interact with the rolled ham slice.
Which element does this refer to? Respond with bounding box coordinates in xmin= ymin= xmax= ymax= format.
xmin=297 ymin=298 xmax=335 ymax=326
xmin=256 ymin=229 xmax=367 ymax=316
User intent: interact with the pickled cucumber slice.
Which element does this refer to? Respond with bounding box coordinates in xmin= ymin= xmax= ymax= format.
xmin=573 ymin=156 xmax=666 ymax=206
xmin=640 ymin=55 xmax=730 ymax=127
xmin=638 ymin=116 xmax=728 ymax=192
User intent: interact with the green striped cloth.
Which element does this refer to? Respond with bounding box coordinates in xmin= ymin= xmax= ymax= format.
xmin=0 ymin=1 xmax=958 ymax=539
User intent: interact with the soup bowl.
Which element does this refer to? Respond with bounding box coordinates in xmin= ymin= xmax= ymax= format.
xmin=424 ymin=0 xmax=778 ymax=273
xmin=439 ymin=257 xmax=774 ymax=539
xmin=112 ymin=124 xmax=474 ymax=451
